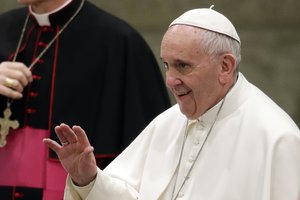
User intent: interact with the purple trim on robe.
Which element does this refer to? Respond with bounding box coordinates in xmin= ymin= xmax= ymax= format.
xmin=0 ymin=127 xmax=67 ymax=199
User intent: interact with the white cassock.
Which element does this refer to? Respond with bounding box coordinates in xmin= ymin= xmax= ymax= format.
xmin=64 ymin=73 xmax=300 ymax=200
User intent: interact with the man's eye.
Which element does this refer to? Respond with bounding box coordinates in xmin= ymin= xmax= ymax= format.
xmin=178 ymin=63 xmax=187 ymax=69
xmin=175 ymin=63 xmax=193 ymax=74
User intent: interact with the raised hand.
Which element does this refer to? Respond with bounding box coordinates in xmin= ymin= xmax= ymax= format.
xmin=43 ymin=123 xmax=97 ymax=186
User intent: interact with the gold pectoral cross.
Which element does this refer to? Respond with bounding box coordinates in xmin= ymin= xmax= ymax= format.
xmin=0 ymin=106 xmax=19 ymax=147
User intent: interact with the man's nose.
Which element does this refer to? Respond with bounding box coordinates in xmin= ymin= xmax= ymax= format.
xmin=166 ymin=69 xmax=181 ymax=87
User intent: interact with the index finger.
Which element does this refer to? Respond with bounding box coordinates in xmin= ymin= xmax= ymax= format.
xmin=2 ymin=62 xmax=33 ymax=86
xmin=12 ymin=62 xmax=33 ymax=84
xmin=55 ymin=123 xmax=78 ymax=144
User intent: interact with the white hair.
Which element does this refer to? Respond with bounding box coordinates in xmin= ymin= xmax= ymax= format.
xmin=198 ymin=29 xmax=241 ymax=72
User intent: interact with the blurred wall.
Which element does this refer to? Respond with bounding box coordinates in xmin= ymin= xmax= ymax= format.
xmin=1 ymin=0 xmax=299 ymax=125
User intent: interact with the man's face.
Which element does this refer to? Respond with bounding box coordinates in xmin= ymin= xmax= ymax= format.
xmin=160 ymin=25 xmax=224 ymax=119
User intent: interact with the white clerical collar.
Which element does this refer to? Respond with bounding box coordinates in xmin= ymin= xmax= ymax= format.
xmin=29 ymin=0 xmax=72 ymax=26
xmin=217 ymin=72 xmax=251 ymax=120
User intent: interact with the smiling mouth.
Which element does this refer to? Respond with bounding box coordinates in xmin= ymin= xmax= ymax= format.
xmin=176 ymin=91 xmax=190 ymax=97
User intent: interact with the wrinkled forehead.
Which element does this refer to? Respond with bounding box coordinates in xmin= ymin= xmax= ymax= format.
xmin=162 ymin=25 xmax=204 ymax=45
xmin=160 ymin=25 xmax=206 ymax=57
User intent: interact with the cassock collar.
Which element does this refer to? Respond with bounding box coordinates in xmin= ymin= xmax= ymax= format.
xmin=217 ymin=72 xmax=251 ymax=120
xmin=188 ymin=72 xmax=250 ymax=127
xmin=29 ymin=0 xmax=83 ymax=26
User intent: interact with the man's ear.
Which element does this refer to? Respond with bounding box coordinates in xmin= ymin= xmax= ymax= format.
xmin=219 ymin=53 xmax=236 ymax=85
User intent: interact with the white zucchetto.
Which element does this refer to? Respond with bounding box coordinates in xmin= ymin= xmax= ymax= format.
xmin=169 ymin=6 xmax=241 ymax=43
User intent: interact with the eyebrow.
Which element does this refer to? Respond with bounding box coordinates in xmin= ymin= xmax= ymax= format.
xmin=160 ymin=57 xmax=189 ymax=63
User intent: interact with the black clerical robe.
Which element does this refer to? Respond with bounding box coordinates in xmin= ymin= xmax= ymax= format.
xmin=0 ymin=0 xmax=170 ymax=199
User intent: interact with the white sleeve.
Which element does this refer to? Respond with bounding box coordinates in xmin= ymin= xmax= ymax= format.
xmin=83 ymin=119 xmax=161 ymax=200
xmin=64 ymin=168 xmax=138 ymax=200
xmin=86 ymin=168 xmax=138 ymax=200
xmin=63 ymin=172 xmax=96 ymax=200
xmin=269 ymin=133 xmax=300 ymax=200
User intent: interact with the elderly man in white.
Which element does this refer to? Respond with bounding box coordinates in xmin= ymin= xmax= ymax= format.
xmin=44 ymin=6 xmax=300 ymax=200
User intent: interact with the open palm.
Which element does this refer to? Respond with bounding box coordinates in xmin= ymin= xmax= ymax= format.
xmin=44 ymin=123 xmax=97 ymax=186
